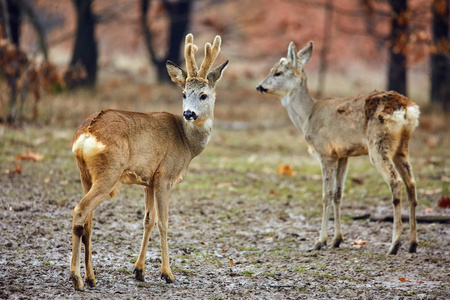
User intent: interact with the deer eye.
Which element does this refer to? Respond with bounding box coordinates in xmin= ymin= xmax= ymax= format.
xmin=274 ymin=72 xmax=282 ymax=77
xmin=200 ymin=94 xmax=208 ymax=100
xmin=182 ymin=92 xmax=186 ymax=99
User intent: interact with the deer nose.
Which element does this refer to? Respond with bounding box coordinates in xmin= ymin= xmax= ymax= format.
xmin=183 ymin=110 xmax=197 ymax=121
xmin=256 ymin=85 xmax=268 ymax=93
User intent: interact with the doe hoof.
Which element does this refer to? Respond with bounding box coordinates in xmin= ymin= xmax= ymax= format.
xmin=133 ymin=268 xmax=145 ymax=282
xmin=161 ymin=273 xmax=175 ymax=284
xmin=408 ymin=242 xmax=418 ymax=253
xmin=85 ymin=278 xmax=96 ymax=288
xmin=331 ymin=238 xmax=343 ymax=248
xmin=70 ymin=274 xmax=84 ymax=291
xmin=388 ymin=241 xmax=401 ymax=255
xmin=312 ymin=241 xmax=327 ymax=251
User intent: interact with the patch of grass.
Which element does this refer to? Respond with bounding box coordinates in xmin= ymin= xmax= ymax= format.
xmin=292 ymin=266 xmax=309 ymax=273
xmin=241 ymin=270 xmax=254 ymax=277
xmin=42 ymin=262 xmax=51 ymax=265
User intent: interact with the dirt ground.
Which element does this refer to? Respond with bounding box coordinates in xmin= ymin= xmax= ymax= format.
xmin=1 ymin=84 xmax=449 ymax=299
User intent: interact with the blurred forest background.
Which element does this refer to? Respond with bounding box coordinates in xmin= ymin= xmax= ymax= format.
xmin=0 ymin=0 xmax=449 ymax=124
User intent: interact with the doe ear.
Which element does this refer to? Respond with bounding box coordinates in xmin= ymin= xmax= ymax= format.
xmin=207 ymin=60 xmax=229 ymax=87
xmin=166 ymin=60 xmax=187 ymax=88
xmin=287 ymin=42 xmax=297 ymax=68
xmin=297 ymin=41 xmax=313 ymax=66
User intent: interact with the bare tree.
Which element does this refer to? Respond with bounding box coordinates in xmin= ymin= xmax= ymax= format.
xmin=141 ymin=0 xmax=192 ymax=82
xmin=387 ymin=0 xmax=408 ymax=96
xmin=70 ymin=0 xmax=97 ymax=87
xmin=430 ymin=0 xmax=450 ymax=110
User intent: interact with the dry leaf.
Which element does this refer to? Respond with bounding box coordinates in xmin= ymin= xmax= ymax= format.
xmin=277 ymin=164 xmax=295 ymax=176
xmin=351 ymin=177 xmax=364 ymax=185
xmin=399 ymin=277 xmax=411 ymax=283
xmin=44 ymin=177 xmax=51 ymax=183
xmin=417 ymin=281 xmax=424 ymax=284
xmin=14 ymin=150 xmax=44 ymax=162
xmin=269 ymin=190 xmax=276 ymax=195
xmin=424 ymin=207 xmax=434 ymax=213
xmin=351 ymin=239 xmax=367 ymax=248
xmin=229 ymin=259 xmax=234 ymax=265
xmin=437 ymin=196 xmax=450 ymax=209
xmin=4 ymin=165 xmax=22 ymax=174
xmin=222 ymin=247 xmax=228 ymax=253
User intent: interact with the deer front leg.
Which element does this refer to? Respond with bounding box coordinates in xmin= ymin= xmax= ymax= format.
xmin=313 ymin=158 xmax=338 ymax=250
xmin=331 ymin=158 xmax=348 ymax=248
xmin=134 ymin=186 xmax=156 ymax=281
xmin=155 ymin=181 xmax=175 ymax=283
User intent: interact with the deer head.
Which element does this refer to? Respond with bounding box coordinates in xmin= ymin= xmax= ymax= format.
xmin=166 ymin=34 xmax=228 ymax=126
xmin=257 ymin=41 xmax=313 ymax=97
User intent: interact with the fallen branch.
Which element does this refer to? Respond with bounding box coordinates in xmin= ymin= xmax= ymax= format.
xmin=330 ymin=214 xmax=450 ymax=224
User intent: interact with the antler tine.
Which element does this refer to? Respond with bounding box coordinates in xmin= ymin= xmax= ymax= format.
xmin=185 ymin=33 xmax=198 ymax=78
xmin=198 ymin=35 xmax=221 ymax=79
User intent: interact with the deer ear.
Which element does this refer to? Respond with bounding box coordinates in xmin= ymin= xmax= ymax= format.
xmin=297 ymin=41 xmax=313 ymax=66
xmin=287 ymin=42 xmax=297 ymax=68
xmin=207 ymin=60 xmax=229 ymax=87
xmin=166 ymin=60 xmax=187 ymax=88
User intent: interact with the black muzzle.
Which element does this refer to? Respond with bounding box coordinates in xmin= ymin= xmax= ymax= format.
xmin=183 ymin=110 xmax=197 ymax=121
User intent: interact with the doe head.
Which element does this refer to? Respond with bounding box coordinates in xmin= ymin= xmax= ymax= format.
xmin=167 ymin=33 xmax=228 ymax=126
xmin=256 ymin=41 xmax=313 ymax=97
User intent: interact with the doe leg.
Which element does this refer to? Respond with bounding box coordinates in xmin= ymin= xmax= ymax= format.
xmin=394 ymin=142 xmax=418 ymax=253
xmin=134 ymin=186 xmax=156 ymax=281
xmin=155 ymin=180 xmax=175 ymax=283
xmin=313 ymin=158 xmax=338 ymax=250
xmin=370 ymin=148 xmax=403 ymax=255
xmin=331 ymin=158 xmax=348 ymax=248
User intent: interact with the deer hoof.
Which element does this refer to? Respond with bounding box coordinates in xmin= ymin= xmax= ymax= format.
xmin=85 ymin=278 xmax=96 ymax=288
xmin=161 ymin=273 xmax=175 ymax=284
xmin=70 ymin=274 xmax=84 ymax=291
xmin=331 ymin=237 xmax=343 ymax=248
xmin=408 ymin=241 xmax=418 ymax=253
xmin=388 ymin=241 xmax=401 ymax=255
xmin=133 ymin=268 xmax=145 ymax=282
xmin=311 ymin=240 xmax=327 ymax=251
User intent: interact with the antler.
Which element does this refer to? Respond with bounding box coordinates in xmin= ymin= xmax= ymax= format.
xmin=184 ymin=33 xmax=199 ymax=78
xmin=198 ymin=36 xmax=221 ymax=79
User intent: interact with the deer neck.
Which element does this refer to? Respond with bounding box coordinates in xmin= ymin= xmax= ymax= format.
xmin=181 ymin=117 xmax=213 ymax=158
xmin=281 ymin=77 xmax=315 ymax=135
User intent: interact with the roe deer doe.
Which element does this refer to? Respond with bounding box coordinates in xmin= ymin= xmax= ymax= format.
xmin=256 ymin=41 xmax=420 ymax=255
xmin=70 ymin=33 xmax=228 ymax=290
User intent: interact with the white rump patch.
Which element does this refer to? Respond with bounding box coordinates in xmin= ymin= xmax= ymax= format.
xmin=72 ymin=132 xmax=106 ymax=157
xmin=407 ymin=105 xmax=420 ymax=128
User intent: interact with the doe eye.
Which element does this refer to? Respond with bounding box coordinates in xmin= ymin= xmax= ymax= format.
xmin=182 ymin=93 xmax=186 ymax=99
xmin=274 ymin=72 xmax=282 ymax=77
xmin=200 ymin=94 xmax=208 ymax=100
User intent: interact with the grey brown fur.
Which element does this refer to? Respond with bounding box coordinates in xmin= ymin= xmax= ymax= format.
xmin=257 ymin=41 xmax=420 ymax=255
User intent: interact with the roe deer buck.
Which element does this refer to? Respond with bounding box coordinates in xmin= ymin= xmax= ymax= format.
xmin=70 ymin=33 xmax=228 ymax=290
xmin=256 ymin=41 xmax=420 ymax=255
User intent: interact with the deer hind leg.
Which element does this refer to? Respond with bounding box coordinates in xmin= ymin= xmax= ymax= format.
xmin=393 ymin=132 xmax=418 ymax=253
xmin=369 ymin=138 xmax=403 ymax=255
xmin=155 ymin=179 xmax=175 ymax=283
xmin=313 ymin=158 xmax=338 ymax=250
xmin=70 ymin=169 xmax=121 ymax=290
xmin=134 ymin=186 xmax=156 ymax=281
xmin=331 ymin=158 xmax=349 ymax=248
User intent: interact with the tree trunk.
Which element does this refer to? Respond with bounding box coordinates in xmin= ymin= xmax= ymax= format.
xmin=387 ymin=0 xmax=408 ymax=96
xmin=141 ymin=0 xmax=192 ymax=82
xmin=430 ymin=0 xmax=450 ymax=111
xmin=317 ymin=0 xmax=333 ymax=98
xmin=70 ymin=0 xmax=97 ymax=87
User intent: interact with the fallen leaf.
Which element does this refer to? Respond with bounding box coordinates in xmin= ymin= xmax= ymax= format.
xmin=14 ymin=150 xmax=44 ymax=162
xmin=399 ymin=277 xmax=411 ymax=283
xmin=229 ymin=259 xmax=234 ymax=265
xmin=417 ymin=281 xmax=424 ymax=284
xmin=277 ymin=164 xmax=295 ymax=176
xmin=4 ymin=165 xmax=22 ymax=174
xmin=351 ymin=177 xmax=364 ymax=185
xmin=351 ymin=239 xmax=367 ymax=248
xmin=269 ymin=190 xmax=276 ymax=195
xmin=59 ymin=180 xmax=69 ymax=185
xmin=424 ymin=207 xmax=434 ymax=213
xmin=222 ymin=247 xmax=228 ymax=253
xmin=44 ymin=177 xmax=51 ymax=183
xmin=437 ymin=196 xmax=450 ymax=209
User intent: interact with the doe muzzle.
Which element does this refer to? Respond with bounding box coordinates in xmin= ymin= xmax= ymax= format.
xmin=183 ymin=110 xmax=197 ymax=121
xmin=256 ymin=85 xmax=268 ymax=94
